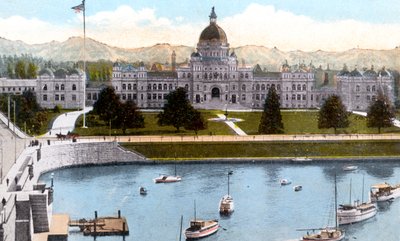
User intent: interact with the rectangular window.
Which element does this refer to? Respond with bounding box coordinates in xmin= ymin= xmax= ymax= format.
xmin=72 ymin=95 xmax=76 ymax=101
xmin=153 ymin=94 xmax=157 ymax=100
xmin=93 ymin=93 xmax=97 ymax=100
xmin=302 ymin=95 xmax=306 ymax=100
xmin=87 ymin=93 xmax=92 ymax=100
xmin=292 ymin=94 xmax=296 ymax=100
xmin=43 ymin=95 xmax=47 ymax=101
xmin=122 ymin=94 xmax=126 ymax=100
xmin=147 ymin=94 xmax=151 ymax=100
xmin=55 ymin=94 xmax=59 ymax=101
xmin=128 ymin=94 xmax=132 ymax=100
xmin=61 ymin=94 xmax=65 ymax=101
xmin=133 ymin=94 xmax=137 ymax=100
xmin=297 ymin=94 xmax=301 ymax=100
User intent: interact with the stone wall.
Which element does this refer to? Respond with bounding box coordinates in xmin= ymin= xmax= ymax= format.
xmin=32 ymin=141 xmax=147 ymax=183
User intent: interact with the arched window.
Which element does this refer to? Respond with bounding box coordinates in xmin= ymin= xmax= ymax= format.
xmin=185 ymin=84 xmax=189 ymax=90
xmin=261 ymin=84 xmax=265 ymax=91
xmin=224 ymin=73 xmax=228 ymax=79
xmin=153 ymin=84 xmax=157 ymax=90
xmin=267 ymin=84 xmax=270 ymax=90
xmin=366 ymin=85 xmax=370 ymax=92
xmin=297 ymin=84 xmax=301 ymax=91
xmin=240 ymin=73 xmax=244 ymax=78
xmin=372 ymin=85 xmax=376 ymax=91
xmin=163 ymin=84 xmax=167 ymax=90
xmin=158 ymin=84 xmax=162 ymax=90
xmin=292 ymin=84 xmax=296 ymax=90
xmin=187 ymin=73 xmax=191 ymax=78
xmin=209 ymin=73 xmax=212 ymax=79
xmin=182 ymin=73 xmax=186 ymax=78
xmin=204 ymin=73 xmax=208 ymax=79
xmin=122 ymin=84 xmax=126 ymax=90
xmin=72 ymin=84 xmax=76 ymax=90
xmin=302 ymin=84 xmax=306 ymax=91
xmin=55 ymin=84 xmax=59 ymax=91
xmin=242 ymin=84 xmax=246 ymax=91
xmin=61 ymin=84 xmax=65 ymax=90
xmin=245 ymin=73 xmax=249 ymax=79
xmin=147 ymin=84 xmax=151 ymax=90
xmin=271 ymin=84 xmax=275 ymax=89
xmin=43 ymin=84 xmax=48 ymax=91
xmin=169 ymin=84 xmax=173 ymax=90
xmin=356 ymin=85 xmax=360 ymax=92
xmin=256 ymin=84 xmax=260 ymax=91
xmin=128 ymin=84 xmax=132 ymax=90
xmin=133 ymin=84 xmax=137 ymax=90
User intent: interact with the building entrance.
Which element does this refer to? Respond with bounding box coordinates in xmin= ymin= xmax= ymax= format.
xmin=211 ymin=88 xmax=220 ymax=98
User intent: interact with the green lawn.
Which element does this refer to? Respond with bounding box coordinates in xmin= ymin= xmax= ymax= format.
xmin=122 ymin=140 xmax=400 ymax=159
xmin=73 ymin=110 xmax=400 ymax=136
xmin=233 ymin=110 xmax=400 ymax=135
xmin=74 ymin=110 xmax=233 ymax=136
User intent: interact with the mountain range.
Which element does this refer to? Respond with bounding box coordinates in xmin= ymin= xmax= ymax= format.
xmin=1 ymin=36 xmax=399 ymax=71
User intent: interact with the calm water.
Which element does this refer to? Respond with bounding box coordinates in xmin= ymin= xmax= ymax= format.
xmin=39 ymin=161 xmax=400 ymax=241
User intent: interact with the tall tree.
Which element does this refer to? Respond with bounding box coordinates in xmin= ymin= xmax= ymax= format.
xmin=93 ymin=86 xmax=121 ymax=125
xmin=7 ymin=63 xmax=14 ymax=78
xmin=27 ymin=62 xmax=38 ymax=79
xmin=318 ymin=95 xmax=349 ymax=134
xmin=15 ymin=60 xmax=26 ymax=79
xmin=115 ymin=100 xmax=145 ymax=134
xmin=184 ymin=108 xmax=207 ymax=135
xmin=258 ymin=87 xmax=284 ymax=134
xmin=367 ymin=91 xmax=395 ymax=133
xmin=157 ymin=87 xmax=193 ymax=132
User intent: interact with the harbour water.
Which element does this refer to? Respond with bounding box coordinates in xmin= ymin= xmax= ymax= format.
xmin=39 ymin=160 xmax=400 ymax=241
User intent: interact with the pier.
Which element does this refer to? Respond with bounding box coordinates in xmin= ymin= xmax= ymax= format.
xmin=69 ymin=211 xmax=129 ymax=236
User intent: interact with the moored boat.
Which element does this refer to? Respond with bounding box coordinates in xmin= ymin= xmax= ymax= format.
xmin=291 ymin=157 xmax=313 ymax=163
xmin=293 ymin=185 xmax=302 ymax=192
xmin=337 ymin=177 xmax=377 ymax=225
xmin=186 ymin=200 xmax=219 ymax=240
xmin=139 ymin=186 xmax=147 ymax=195
xmin=342 ymin=165 xmax=358 ymax=171
xmin=337 ymin=202 xmax=376 ymax=225
xmin=280 ymin=178 xmax=292 ymax=185
xmin=185 ymin=219 xmax=219 ymax=240
xmin=153 ymin=175 xmax=182 ymax=183
xmin=219 ymin=171 xmax=234 ymax=214
xmin=370 ymin=182 xmax=400 ymax=202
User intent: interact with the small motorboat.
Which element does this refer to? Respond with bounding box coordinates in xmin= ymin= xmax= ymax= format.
xmin=370 ymin=182 xmax=400 ymax=202
xmin=139 ymin=186 xmax=147 ymax=195
xmin=294 ymin=185 xmax=303 ymax=192
xmin=342 ymin=165 xmax=358 ymax=171
xmin=280 ymin=179 xmax=292 ymax=185
xmin=291 ymin=157 xmax=312 ymax=163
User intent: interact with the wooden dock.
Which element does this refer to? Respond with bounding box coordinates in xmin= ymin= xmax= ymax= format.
xmin=69 ymin=216 xmax=129 ymax=236
xmin=33 ymin=214 xmax=69 ymax=241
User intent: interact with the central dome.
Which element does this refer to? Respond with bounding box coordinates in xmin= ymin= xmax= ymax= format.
xmin=199 ymin=7 xmax=228 ymax=44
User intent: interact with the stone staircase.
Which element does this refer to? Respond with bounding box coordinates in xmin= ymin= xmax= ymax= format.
xmin=29 ymin=193 xmax=49 ymax=233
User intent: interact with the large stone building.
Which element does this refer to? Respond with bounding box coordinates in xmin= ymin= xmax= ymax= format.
xmin=0 ymin=7 xmax=395 ymax=112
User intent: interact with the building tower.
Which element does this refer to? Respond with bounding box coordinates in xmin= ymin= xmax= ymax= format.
xmin=171 ymin=50 xmax=176 ymax=72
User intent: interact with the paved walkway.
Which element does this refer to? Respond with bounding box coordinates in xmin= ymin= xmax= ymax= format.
xmin=42 ymin=107 xmax=93 ymax=137
xmin=216 ymin=114 xmax=247 ymax=136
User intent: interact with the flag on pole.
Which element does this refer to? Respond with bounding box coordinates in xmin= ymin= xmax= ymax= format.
xmin=71 ymin=2 xmax=84 ymax=13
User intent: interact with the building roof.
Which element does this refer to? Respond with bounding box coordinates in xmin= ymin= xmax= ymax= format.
xmin=148 ymin=71 xmax=177 ymax=78
xmin=199 ymin=8 xmax=227 ymax=44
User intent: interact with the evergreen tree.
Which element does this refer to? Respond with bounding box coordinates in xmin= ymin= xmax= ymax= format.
xmin=7 ymin=63 xmax=14 ymax=78
xmin=258 ymin=87 xmax=284 ymax=134
xmin=115 ymin=100 xmax=145 ymax=134
xmin=184 ymin=108 xmax=207 ymax=135
xmin=367 ymin=91 xmax=395 ymax=133
xmin=157 ymin=87 xmax=193 ymax=132
xmin=318 ymin=95 xmax=349 ymax=134
xmin=93 ymin=86 xmax=121 ymax=125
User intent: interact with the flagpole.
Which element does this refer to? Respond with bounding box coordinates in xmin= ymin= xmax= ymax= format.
xmin=82 ymin=0 xmax=87 ymax=128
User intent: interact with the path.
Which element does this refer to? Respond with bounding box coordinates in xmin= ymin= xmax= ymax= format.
xmin=216 ymin=114 xmax=247 ymax=136
xmin=43 ymin=107 xmax=93 ymax=137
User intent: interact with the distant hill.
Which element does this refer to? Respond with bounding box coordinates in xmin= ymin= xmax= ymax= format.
xmin=1 ymin=36 xmax=399 ymax=71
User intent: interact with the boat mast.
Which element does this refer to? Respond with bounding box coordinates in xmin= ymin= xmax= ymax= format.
xmin=349 ymin=178 xmax=352 ymax=205
xmin=228 ymin=172 xmax=230 ymax=195
xmin=362 ymin=175 xmax=365 ymax=203
xmin=335 ymin=174 xmax=338 ymax=229
xmin=194 ymin=200 xmax=196 ymax=222
xmin=179 ymin=215 xmax=183 ymax=241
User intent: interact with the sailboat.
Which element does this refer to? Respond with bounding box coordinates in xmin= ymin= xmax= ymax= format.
xmin=185 ymin=200 xmax=219 ymax=240
xmin=219 ymin=171 xmax=234 ymax=215
xmin=300 ymin=175 xmax=345 ymax=241
xmin=153 ymin=163 xmax=182 ymax=183
xmin=337 ymin=177 xmax=377 ymax=225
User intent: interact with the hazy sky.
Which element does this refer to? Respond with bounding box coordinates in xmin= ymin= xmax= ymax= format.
xmin=1 ymin=0 xmax=400 ymax=51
